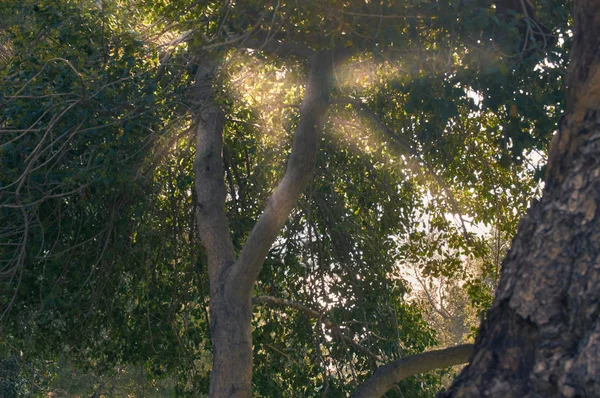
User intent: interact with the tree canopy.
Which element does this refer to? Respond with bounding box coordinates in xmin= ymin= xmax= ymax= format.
xmin=0 ymin=0 xmax=575 ymax=396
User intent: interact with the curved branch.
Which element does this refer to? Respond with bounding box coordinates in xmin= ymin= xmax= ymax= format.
xmin=253 ymin=295 xmax=381 ymax=361
xmin=229 ymin=51 xmax=334 ymax=299
xmin=350 ymin=344 xmax=474 ymax=398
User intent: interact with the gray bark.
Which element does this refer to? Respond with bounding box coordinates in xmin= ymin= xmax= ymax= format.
xmin=194 ymin=51 xmax=334 ymax=397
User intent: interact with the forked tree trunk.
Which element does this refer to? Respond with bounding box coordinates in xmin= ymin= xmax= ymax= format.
xmin=440 ymin=1 xmax=600 ymax=396
xmin=194 ymin=51 xmax=334 ymax=397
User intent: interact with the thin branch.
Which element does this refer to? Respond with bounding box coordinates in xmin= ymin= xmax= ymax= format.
xmin=253 ymin=295 xmax=381 ymax=362
xmin=263 ymin=342 xmax=292 ymax=361
xmin=201 ymin=22 xmax=316 ymax=57
xmin=336 ymin=10 xmax=436 ymax=19
xmin=7 ymin=58 xmax=85 ymax=101
xmin=416 ymin=274 xmax=452 ymax=320
xmin=0 ymin=207 xmax=28 ymax=320
xmin=349 ymin=344 xmax=473 ymax=398
xmin=240 ymin=32 xmax=314 ymax=58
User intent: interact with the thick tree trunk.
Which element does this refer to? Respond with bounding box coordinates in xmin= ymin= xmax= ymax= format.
xmin=208 ymin=289 xmax=254 ymax=397
xmin=440 ymin=1 xmax=600 ymax=396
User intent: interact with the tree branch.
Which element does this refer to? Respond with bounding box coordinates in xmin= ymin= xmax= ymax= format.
xmin=240 ymin=32 xmax=315 ymax=58
xmin=198 ymin=29 xmax=315 ymax=58
xmin=416 ymin=274 xmax=452 ymax=320
xmin=253 ymin=295 xmax=381 ymax=362
xmin=194 ymin=55 xmax=236 ymax=283
xmin=229 ymin=51 xmax=334 ymax=299
xmin=349 ymin=344 xmax=474 ymax=398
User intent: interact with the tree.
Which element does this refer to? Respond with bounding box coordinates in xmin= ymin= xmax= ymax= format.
xmin=1 ymin=0 xmax=586 ymax=397
xmin=439 ymin=1 xmax=600 ymax=396
xmin=191 ymin=1 xmax=568 ymax=396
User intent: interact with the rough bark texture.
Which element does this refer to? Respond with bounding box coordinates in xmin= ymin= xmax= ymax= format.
xmin=194 ymin=51 xmax=334 ymax=397
xmin=440 ymin=1 xmax=600 ymax=397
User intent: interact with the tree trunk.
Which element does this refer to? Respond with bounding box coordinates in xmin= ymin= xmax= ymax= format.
xmin=193 ymin=54 xmax=250 ymax=396
xmin=440 ymin=1 xmax=600 ymax=396
xmin=208 ymin=288 xmax=254 ymax=397
xmin=194 ymin=50 xmax=334 ymax=397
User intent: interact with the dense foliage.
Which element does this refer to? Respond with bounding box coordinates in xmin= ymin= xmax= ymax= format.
xmin=0 ymin=0 xmax=570 ymax=396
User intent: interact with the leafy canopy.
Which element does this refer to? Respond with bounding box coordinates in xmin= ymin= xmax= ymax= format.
xmin=0 ymin=0 xmax=569 ymax=395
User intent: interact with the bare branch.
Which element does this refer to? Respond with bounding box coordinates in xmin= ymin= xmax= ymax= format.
xmin=350 ymin=344 xmax=474 ymax=398
xmin=335 ymin=10 xmax=435 ymax=19
xmin=6 ymin=58 xmax=85 ymax=100
xmin=241 ymin=33 xmax=315 ymax=58
xmin=196 ymin=27 xmax=315 ymax=58
xmin=416 ymin=274 xmax=452 ymax=320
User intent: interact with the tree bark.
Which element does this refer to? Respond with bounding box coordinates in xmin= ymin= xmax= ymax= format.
xmin=194 ymin=55 xmax=249 ymax=397
xmin=439 ymin=1 xmax=600 ymax=396
xmin=194 ymin=50 xmax=335 ymax=397
xmin=230 ymin=51 xmax=333 ymax=300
